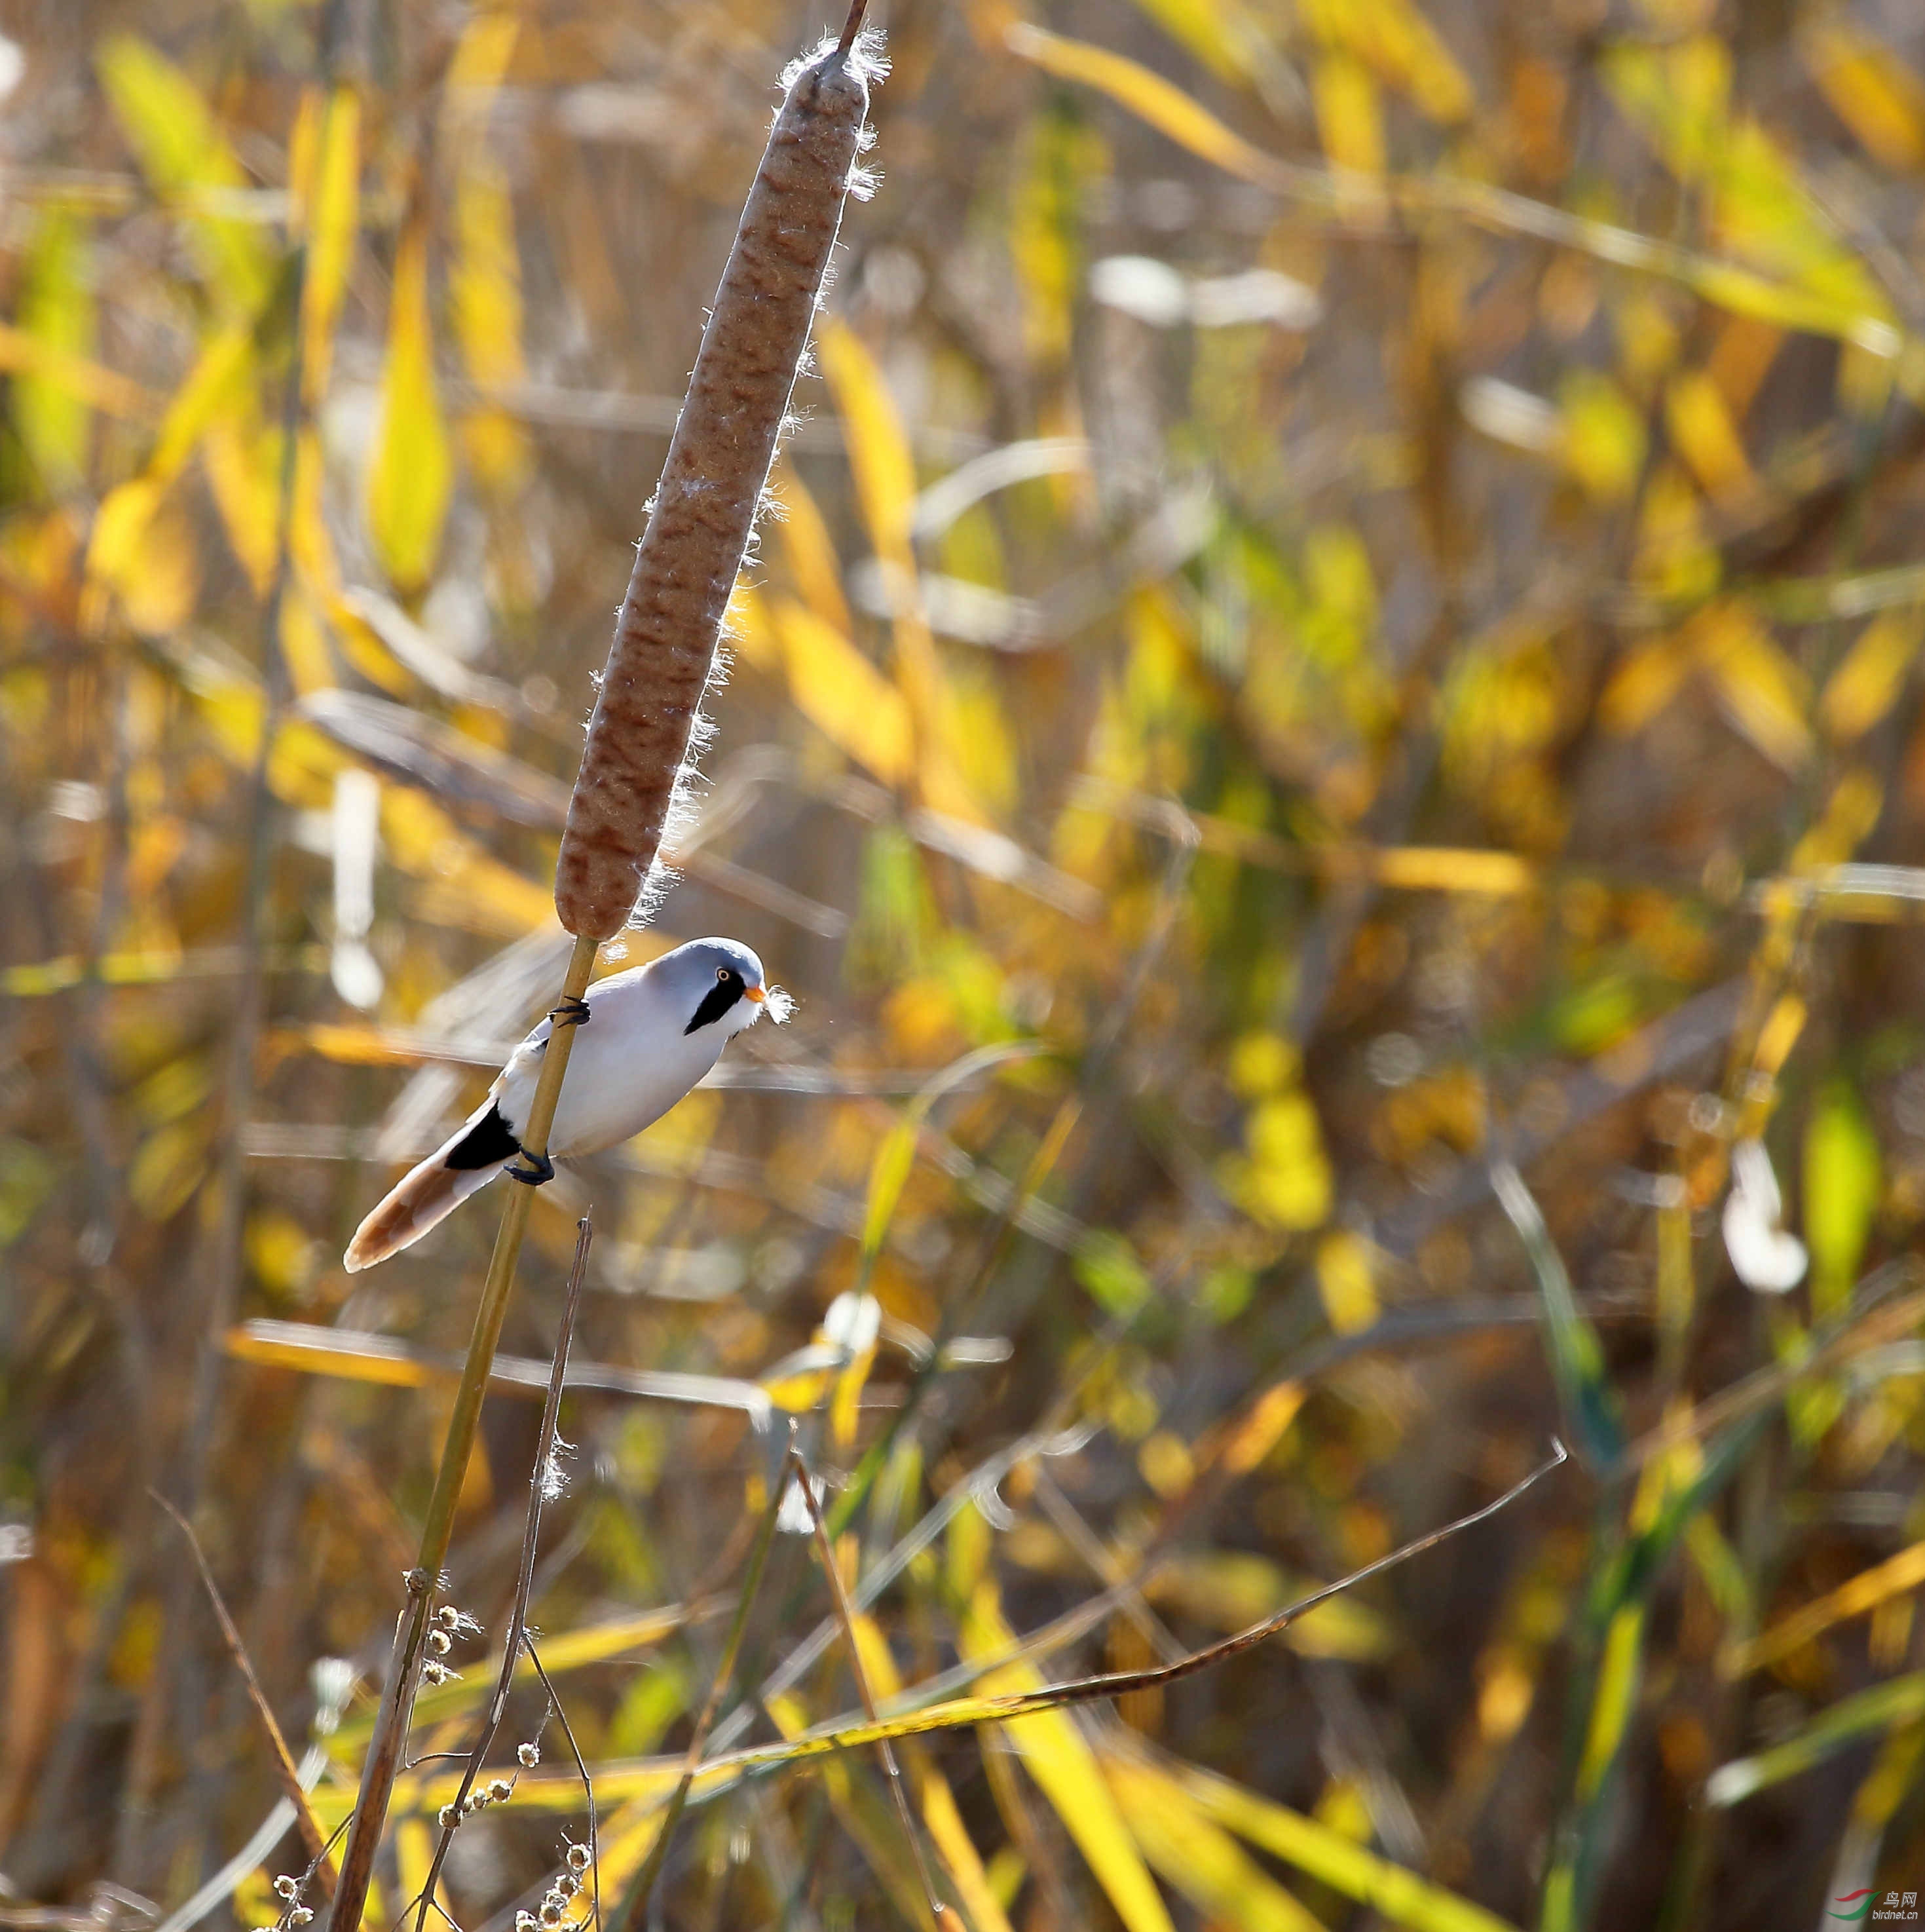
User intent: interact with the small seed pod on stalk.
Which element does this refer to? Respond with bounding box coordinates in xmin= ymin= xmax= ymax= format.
xmin=555 ymin=2 xmax=883 ymax=940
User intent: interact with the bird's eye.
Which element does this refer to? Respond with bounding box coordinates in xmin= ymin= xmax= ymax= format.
xmin=717 ymin=966 xmax=730 ymax=983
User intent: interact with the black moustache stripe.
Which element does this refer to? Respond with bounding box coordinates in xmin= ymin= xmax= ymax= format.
xmin=685 ymin=978 xmax=745 ymax=1034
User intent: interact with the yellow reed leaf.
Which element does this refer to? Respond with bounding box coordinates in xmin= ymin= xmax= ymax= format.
xmin=1212 ymin=1380 xmax=1305 ymax=1477
xmin=1599 ymin=633 xmax=1692 ymax=735
xmin=1299 ymin=0 xmax=1474 ymax=124
xmin=84 ymin=477 xmax=159 ymax=603
xmin=829 ymin=1340 xmax=876 ymax=1451
xmin=1120 ymin=0 xmax=1274 ymax=89
xmin=921 ymin=1771 xmax=1018 ymax=1932
xmin=452 ymin=162 xmax=529 ymax=487
xmin=292 ymin=428 xmax=342 ymax=596
xmin=200 ymin=415 xmax=280 ymax=596
xmin=1006 ymin=24 xmax=1284 ymax=189
xmin=1370 ymin=0 xmax=1474 ymax=123
xmin=1791 ymin=768 xmax=1882 ymax=875
xmin=1606 ymin=39 xmax=1895 ymax=334
xmin=1105 ymin=1754 xmax=1323 ymax=1932
xmin=322 ymin=599 xmax=428 ymax=698
xmin=768 ymin=462 xmax=853 ymax=634
xmin=367 ymin=220 xmax=453 ymax=594
xmin=1804 ymin=1078 xmax=1880 ymax=1321
xmin=1312 ymin=50 xmax=1387 ymax=178
xmin=1369 ymin=846 xmax=1535 ymax=894
xmin=1728 ymin=1538 xmax=1925 ymax=1678
xmin=84 ymin=480 xmax=199 ymax=637
xmin=379 ymin=786 xmax=553 ymax=936
xmin=1012 ymin=106 xmax=1106 ymax=366
xmin=962 ymin=1587 xmax=1177 ymax=1932
xmin=96 ymin=35 xmax=273 ymax=314
xmin=320 ymin=1595 xmax=693 ymax=1747
xmin=1560 ymin=368 xmax=1647 ymax=502
xmin=296 ymin=86 xmax=360 ymax=409
xmin=392 ymin=1819 xmax=451 ymax=1930
xmin=1174 ymin=1760 xmax=1522 ymax=1932
xmin=1576 ymin=1603 xmax=1645 ymax=1798
xmin=447 ymin=16 xmax=528 ymax=496
xmin=818 ymin=318 xmax=918 ymax=567
xmin=1698 ymin=603 xmax=1812 ymax=772
xmin=1664 ymin=368 xmax=1754 ymax=499
xmin=1750 ymin=993 xmax=1806 ymax=1082
xmin=268 ymin=1023 xmax=427 ymax=1069
xmin=1803 ymin=22 xmax=1925 ymax=172
xmin=129 ymin=1117 xmax=208 ymax=1221
xmin=850 ymin=1602 xmax=1014 ymax=1931
xmin=278 ymin=584 xmax=335 ymax=696
xmin=1316 ymin=1229 xmax=1380 ymax=1336
xmin=723 ymin=581 xmax=781 ymax=672
xmin=445 ymin=9 xmax=520 ymax=92
xmin=13 ymin=211 xmax=96 ymax=491
xmin=151 ymin=322 xmax=255 ymax=486
xmin=771 ymin=596 xmax=915 ymax=786
xmin=1820 ymin=611 xmax=1922 ymax=744
xmin=0 ymin=319 xmax=153 ymax=423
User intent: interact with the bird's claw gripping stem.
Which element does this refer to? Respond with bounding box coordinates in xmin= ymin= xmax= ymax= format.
xmin=509 ymin=1001 xmax=587 ymax=1183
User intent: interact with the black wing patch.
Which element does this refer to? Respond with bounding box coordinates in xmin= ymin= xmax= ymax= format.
xmin=684 ymin=975 xmax=745 ymax=1035
xmin=445 ymin=1102 xmax=523 ymax=1170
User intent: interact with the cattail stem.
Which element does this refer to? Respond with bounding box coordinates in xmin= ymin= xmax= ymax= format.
xmin=327 ymin=931 xmax=599 ymax=1932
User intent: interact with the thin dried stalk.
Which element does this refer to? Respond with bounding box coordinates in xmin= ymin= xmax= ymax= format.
xmin=411 ymin=1212 xmax=595 ymax=1932
xmin=614 ymin=1430 xmax=797 ymax=1931
xmin=691 ymin=1441 xmax=1573 ymax=1781
xmin=153 ymin=1493 xmax=336 ymax=1900
xmin=327 ymin=931 xmax=597 ymax=1932
xmin=791 ymin=1445 xmax=950 ymax=1927
xmin=555 ymin=7 xmax=879 ymax=939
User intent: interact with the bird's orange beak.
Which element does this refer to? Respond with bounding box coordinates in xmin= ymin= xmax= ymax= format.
xmin=745 ymin=984 xmax=766 ymax=1003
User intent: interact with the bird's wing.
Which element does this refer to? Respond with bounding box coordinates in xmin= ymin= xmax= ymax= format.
xmin=488 ymin=1023 xmax=551 ymax=1132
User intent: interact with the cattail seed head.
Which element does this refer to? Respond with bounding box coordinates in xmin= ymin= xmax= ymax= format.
xmin=566 ymin=1844 xmax=590 ymax=1873
xmin=487 ymin=1777 xmax=513 ymax=1802
xmin=273 ymin=1878 xmax=299 ymax=1903
xmin=290 ymin=1910 xmax=314 ymax=1925
xmin=518 ymin=1741 xmax=540 ymax=1766
xmin=539 ymin=1903 xmax=563 ymax=1925
xmin=428 ymin=1629 xmax=451 ymax=1655
xmin=553 ymin=31 xmax=883 ymax=939
xmin=439 ymin=1803 xmax=459 ymax=1827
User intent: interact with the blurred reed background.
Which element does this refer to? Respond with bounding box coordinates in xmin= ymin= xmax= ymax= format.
xmin=7 ymin=0 xmax=1925 ymax=1926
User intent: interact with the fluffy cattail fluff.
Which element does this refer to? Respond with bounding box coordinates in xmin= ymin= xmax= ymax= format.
xmin=554 ymin=14 xmax=884 ymax=941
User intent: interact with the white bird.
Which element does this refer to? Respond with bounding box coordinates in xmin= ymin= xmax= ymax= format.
xmin=344 ymin=937 xmax=789 ymax=1272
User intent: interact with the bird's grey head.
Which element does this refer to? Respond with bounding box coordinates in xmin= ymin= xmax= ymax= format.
xmin=660 ymin=937 xmax=793 ymax=1039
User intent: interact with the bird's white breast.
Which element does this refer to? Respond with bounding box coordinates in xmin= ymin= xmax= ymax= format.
xmin=491 ymin=963 xmax=733 ymax=1158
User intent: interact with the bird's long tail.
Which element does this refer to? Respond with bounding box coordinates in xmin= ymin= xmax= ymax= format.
xmin=343 ymin=1103 xmax=519 ymax=1272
